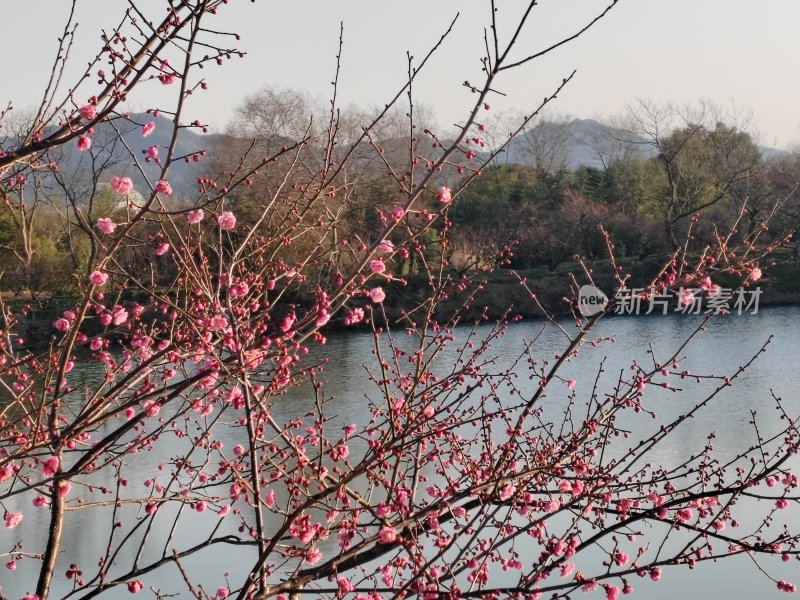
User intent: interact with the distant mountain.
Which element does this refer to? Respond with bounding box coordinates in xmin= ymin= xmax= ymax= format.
xmin=498 ymin=118 xmax=785 ymax=172
xmin=114 ymin=113 xmax=220 ymax=197
xmin=50 ymin=113 xmax=219 ymax=200
xmin=23 ymin=115 xmax=787 ymax=204
xmin=759 ymin=145 xmax=788 ymax=161
xmin=498 ymin=119 xmax=653 ymax=171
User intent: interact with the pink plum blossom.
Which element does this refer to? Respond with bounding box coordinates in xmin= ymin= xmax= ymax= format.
xmin=378 ymin=527 xmax=398 ymax=543
xmin=58 ymin=481 xmax=71 ymax=498
xmin=42 ymin=456 xmax=59 ymax=477
xmin=76 ymin=136 xmax=92 ymax=151
xmin=699 ymin=276 xmax=722 ymax=298
xmin=54 ymin=318 xmax=70 ymax=332
xmin=377 ymin=239 xmax=394 ymax=254
xmin=155 ymin=180 xmax=172 ymax=195
xmin=369 ymin=287 xmax=386 ymax=303
xmin=79 ymin=104 xmax=96 ymax=120
xmin=306 ymin=547 xmax=322 ymax=564
xmin=229 ymin=282 xmax=249 ymax=298
xmin=677 ymin=508 xmax=693 ymax=522
xmin=437 ymin=186 xmax=452 ymax=203
xmin=498 ymin=484 xmax=516 ymax=500
xmin=217 ymin=211 xmax=237 ymax=230
xmin=110 ymin=177 xmax=134 ymax=195
xmin=338 ymin=578 xmax=355 ymax=596
xmin=280 ymin=313 xmax=296 ymax=333
xmin=344 ymin=308 xmax=365 ymax=326
xmin=582 ymin=581 xmax=599 ymax=593
xmin=705 ymin=283 xmax=721 ymax=298
xmin=159 ymin=60 xmax=177 ymax=85
xmin=111 ymin=305 xmax=128 ymax=326
xmin=750 ymin=267 xmax=762 ymax=281
xmin=391 ymin=206 xmax=405 ymax=220
xmin=187 ymin=209 xmax=204 ymax=224
xmin=210 ymin=315 xmax=229 ymax=330
xmin=142 ymin=122 xmax=155 ymax=137
xmin=545 ymin=499 xmax=561 ymax=513
xmin=89 ymin=271 xmax=108 ymax=286
xmin=128 ymin=580 xmax=144 ymax=593
xmin=96 ymin=218 xmax=117 ymax=234
xmin=4 ymin=511 xmax=22 ymax=528
xmin=155 ymin=243 xmax=170 ymax=256
xmin=315 ymin=310 xmax=330 ymax=327
xmin=370 ymin=259 xmax=386 ymax=274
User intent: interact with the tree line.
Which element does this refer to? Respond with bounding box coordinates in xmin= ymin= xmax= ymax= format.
xmin=451 ymin=103 xmax=800 ymax=271
xmin=1 ymin=94 xmax=798 ymax=304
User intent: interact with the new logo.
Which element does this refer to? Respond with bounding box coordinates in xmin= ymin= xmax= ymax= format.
xmin=578 ymin=285 xmax=609 ymax=317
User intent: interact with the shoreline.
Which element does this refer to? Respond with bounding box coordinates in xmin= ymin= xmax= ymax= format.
xmin=4 ymin=261 xmax=799 ymax=348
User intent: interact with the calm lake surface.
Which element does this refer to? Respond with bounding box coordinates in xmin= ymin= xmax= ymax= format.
xmin=3 ymin=306 xmax=800 ymax=599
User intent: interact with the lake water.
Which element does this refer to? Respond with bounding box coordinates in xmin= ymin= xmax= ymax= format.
xmin=2 ymin=306 xmax=800 ymax=599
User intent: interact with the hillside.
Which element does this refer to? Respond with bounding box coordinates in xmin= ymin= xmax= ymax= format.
xmin=500 ymin=117 xmax=785 ymax=171
xmin=40 ymin=113 xmax=218 ymax=199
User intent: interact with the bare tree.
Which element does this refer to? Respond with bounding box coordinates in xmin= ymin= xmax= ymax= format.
xmin=518 ymin=111 xmax=574 ymax=174
xmin=610 ymin=99 xmax=766 ymax=246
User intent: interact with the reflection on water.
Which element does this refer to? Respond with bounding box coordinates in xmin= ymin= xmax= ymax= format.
xmin=2 ymin=307 xmax=800 ymax=598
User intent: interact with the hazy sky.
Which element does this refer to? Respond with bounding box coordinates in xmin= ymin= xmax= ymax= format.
xmin=3 ymin=1 xmax=800 ymax=148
